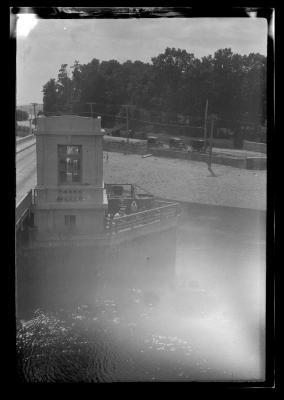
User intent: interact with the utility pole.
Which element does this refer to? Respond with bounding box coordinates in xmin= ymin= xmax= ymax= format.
xmin=203 ymin=99 xmax=208 ymax=144
xmin=125 ymin=104 xmax=129 ymax=144
xmin=208 ymin=115 xmax=217 ymax=170
xmin=87 ymin=102 xmax=95 ymax=118
xmin=31 ymin=103 xmax=37 ymax=129
xmin=29 ymin=117 xmax=32 ymax=135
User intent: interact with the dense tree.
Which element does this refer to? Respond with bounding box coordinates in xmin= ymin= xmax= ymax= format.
xmin=42 ymin=78 xmax=58 ymax=114
xmin=42 ymin=48 xmax=267 ymax=139
xmin=16 ymin=109 xmax=29 ymax=121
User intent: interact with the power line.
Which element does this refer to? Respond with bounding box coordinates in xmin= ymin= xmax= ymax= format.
xmin=41 ymin=104 xmax=262 ymax=128
xmin=85 ymin=101 xmax=262 ymax=126
xmin=91 ymin=111 xmax=204 ymax=129
xmin=42 ymin=110 xmax=205 ymax=129
xmin=71 ymin=100 xmax=204 ymax=122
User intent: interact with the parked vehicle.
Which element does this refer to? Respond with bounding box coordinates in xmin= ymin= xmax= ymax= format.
xmin=147 ymin=136 xmax=162 ymax=147
xmin=190 ymin=138 xmax=210 ymax=152
xmin=120 ymin=129 xmax=134 ymax=138
xmin=110 ymin=128 xmax=121 ymax=137
xmin=169 ymin=137 xmax=186 ymax=150
xmin=133 ymin=131 xmax=148 ymax=140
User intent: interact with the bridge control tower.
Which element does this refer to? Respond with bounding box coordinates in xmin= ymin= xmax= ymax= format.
xmin=33 ymin=115 xmax=108 ymax=246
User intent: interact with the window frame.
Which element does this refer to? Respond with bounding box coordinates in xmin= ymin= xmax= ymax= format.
xmin=58 ymin=145 xmax=82 ymax=185
xmin=64 ymin=214 xmax=76 ymax=229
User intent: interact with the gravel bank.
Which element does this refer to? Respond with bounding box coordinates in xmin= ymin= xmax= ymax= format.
xmin=103 ymin=152 xmax=266 ymax=211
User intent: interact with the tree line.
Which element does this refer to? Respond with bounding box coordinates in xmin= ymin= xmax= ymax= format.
xmin=16 ymin=109 xmax=29 ymax=121
xmin=42 ymin=47 xmax=266 ymax=140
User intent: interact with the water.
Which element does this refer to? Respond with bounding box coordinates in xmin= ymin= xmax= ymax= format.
xmin=16 ymin=207 xmax=266 ymax=382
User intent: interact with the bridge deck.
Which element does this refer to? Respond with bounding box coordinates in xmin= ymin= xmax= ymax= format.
xmin=16 ymin=137 xmax=36 ymax=205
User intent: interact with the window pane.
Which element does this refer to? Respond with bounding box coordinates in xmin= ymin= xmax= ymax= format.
xmin=67 ymin=146 xmax=80 ymax=155
xmin=73 ymin=174 xmax=80 ymax=183
xmin=59 ymin=171 xmax=67 ymax=183
xmin=66 ymin=172 xmax=73 ymax=183
xmin=64 ymin=215 xmax=76 ymax=227
xmin=59 ymin=159 xmax=66 ymax=172
xmin=58 ymin=145 xmax=82 ymax=184
xmin=73 ymin=159 xmax=78 ymax=175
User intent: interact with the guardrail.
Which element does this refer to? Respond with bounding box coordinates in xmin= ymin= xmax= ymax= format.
xmin=16 ymin=190 xmax=33 ymax=231
xmin=16 ymin=134 xmax=35 ymax=145
xmin=105 ymin=201 xmax=180 ymax=235
xmin=16 ymin=136 xmax=36 ymax=154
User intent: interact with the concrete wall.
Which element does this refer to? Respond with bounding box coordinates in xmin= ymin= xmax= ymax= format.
xmin=103 ymin=141 xmax=266 ymax=170
xmin=36 ymin=115 xmax=103 ymax=187
xmin=37 ymin=114 xmax=101 ymax=134
xmin=103 ymin=138 xmax=147 ymax=155
xmin=246 ymin=157 xmax=267 ymax=170
xmin=150 ymin=148 xmax=248 ymax=168
xmin=36 ymin=134 xmax=103 ymax=187
xmin=34 ymin=208 xmax=106 ymax=237
xmin=243 ymin=140 xmax=267 ymax=154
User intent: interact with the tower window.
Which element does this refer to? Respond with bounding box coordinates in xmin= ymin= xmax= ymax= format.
xmin=58 ymin=145 xmax=82 ymax=184
xmin=64 ymin=215 xmax=76 ymax=228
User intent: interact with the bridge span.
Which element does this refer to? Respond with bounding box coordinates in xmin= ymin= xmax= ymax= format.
xmin=16 ymin=136 xmax=36 ymax=232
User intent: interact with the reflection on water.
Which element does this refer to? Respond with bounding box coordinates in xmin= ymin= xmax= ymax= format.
xmin=16 ymin=210 xmax=266 ymax=382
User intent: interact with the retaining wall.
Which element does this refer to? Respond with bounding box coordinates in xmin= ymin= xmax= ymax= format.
xmin=150 ymin=149 xmax=248 ymax=168
xmin=243 ymin=140 xmax=267 ymax=154
xmin=103 ymin=139 xmax=147 ymax=155
xmin=103 ymin=139 xmax=266 ymax=170
xmin=246 ymin=157 xmax=267 ymax=170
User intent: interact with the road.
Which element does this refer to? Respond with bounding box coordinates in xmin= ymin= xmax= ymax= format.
xmin=16 ymin=140 xmax=36 ymax=205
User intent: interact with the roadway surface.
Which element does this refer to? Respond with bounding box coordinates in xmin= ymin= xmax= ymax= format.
xmin=16 ymin=139 xmax=36 ymax=205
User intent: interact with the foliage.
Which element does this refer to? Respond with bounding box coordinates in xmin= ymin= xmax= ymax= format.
xmin=42 ymin=47 xmax=267 ymax=134
xmin=16 ymin=109 xmax=29 ymax=121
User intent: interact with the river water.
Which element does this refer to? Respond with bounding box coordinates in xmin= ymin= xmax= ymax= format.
xmin=16 ymin=205 xmax=266 ymax=382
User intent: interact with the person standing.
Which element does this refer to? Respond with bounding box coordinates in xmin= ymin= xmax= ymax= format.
xmin=186 ymin=144 xmax=191 ymax=159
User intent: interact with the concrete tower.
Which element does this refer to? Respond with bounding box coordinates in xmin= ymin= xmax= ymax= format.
xmin=33 ymin=115 xmax=108 ymax=246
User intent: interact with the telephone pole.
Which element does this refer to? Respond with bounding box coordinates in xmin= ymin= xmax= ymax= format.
xmin=31 ymin=103 xmax=38 ymax=129
xmin=122 ymin=104 xmax=130 ymax=144
xmin=87 ymin=102 xmax=96 ymax=118
xmin=203 ymin=99 xmax=208 ymax=143
xmin=208 ymin=115 xmax=217 ymax=170
xmin=125 ymin=104 xmax=129 ymax=143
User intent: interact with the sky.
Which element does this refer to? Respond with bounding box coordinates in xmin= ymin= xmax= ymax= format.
xmin=15 ymin=14 xmax=268 ymax=107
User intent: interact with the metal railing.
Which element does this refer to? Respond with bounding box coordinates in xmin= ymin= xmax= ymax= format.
xmin=16 ymin=190 xmax=33 ymax=230
xmin=16 ymin=134 xmax=35 ymax=145
xmin=16 ymin=135 xmax=36 ymax=154
xmin=105 ymin=201 xmax=180 ymax=235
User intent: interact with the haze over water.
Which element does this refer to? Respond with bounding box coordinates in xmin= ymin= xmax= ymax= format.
xmin=16 ymin=205 xmax=266 ymax=382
